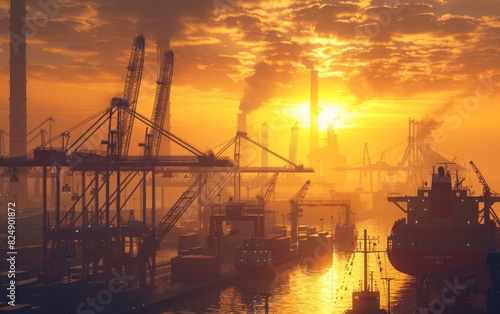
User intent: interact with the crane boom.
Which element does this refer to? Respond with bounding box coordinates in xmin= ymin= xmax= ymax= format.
xmin=119 ymin=35 xmax=145 ymax=158
xmin=291 ymin=180 xmax=311 ymax=205
xmin=258 ymin=172 xmax=279 ymax=208
xmin=148 ymin=50 xmax=174 ymax=157
xmin=470 ymin=160 xmax=492 ymax=193
xmin=155 ymin=176 xmax=206 ymax=243
xmin=290 ymin=180 xmax=311 ymax=245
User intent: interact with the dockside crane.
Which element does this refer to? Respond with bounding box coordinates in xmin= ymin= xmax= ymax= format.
xmin=470 ymin=161 xmax=500 ymax=234
xmin=289 ymin=180 xmax=311 ymax=245
xmin=119 ymin=35 xmax=146 ymax=158
xmin=102 ymin=35 xmax=145 ymax=158
xmin=257 ymin=172 xmax=279 ymax=209
xmin=142 ymin=50 xmax=174 ymax=157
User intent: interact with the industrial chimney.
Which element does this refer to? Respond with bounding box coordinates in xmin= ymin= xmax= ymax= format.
xmin=310 ymin=69 xmax=319 ymax=155
xmin=237 ymin=113 xmax=247 ymax=133
xmin=9 ymin=0 xmax=28 ymax=202
xmin=10 ymin=0 xmax=27 ymax=157
xmin=261 ymin=122 xmax=268 ymax=168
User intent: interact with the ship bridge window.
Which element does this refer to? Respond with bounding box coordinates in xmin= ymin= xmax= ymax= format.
xmin=424 ymin=192 xmax=429 ymax=197
xmin=456 ymin=192 xmax=461 ymax=197
xmin=423 ymin=208 xmax=428 ymax=211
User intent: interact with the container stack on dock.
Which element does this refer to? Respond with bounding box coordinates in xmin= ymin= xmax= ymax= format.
xmin=171 ymin=255 xmax=220 ymax=282
xmin=263 ymin=236 xmax=291 ymax=261
xmin=178 ymin=233 xmax=200 ymax=253
xmin=299 ymin=231 xmax=333 ymax=268
xmin=488 ymin=251 xmax=500 ymax=313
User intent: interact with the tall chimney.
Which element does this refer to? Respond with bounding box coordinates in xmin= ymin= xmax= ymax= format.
xmin=310 ymin=69 xmax=319 ymax=154
xmin=9 ymin=0 xmax=28 ymax=203
xmin=237 ymin=113 xmax=247 ymax=133
xmin=10 ymin=0 xmax=27 ymax=157
xmin=261 ymin=122 xmax=268 ymax=168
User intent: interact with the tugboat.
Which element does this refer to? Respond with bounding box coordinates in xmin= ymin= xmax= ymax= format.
xmin=387 ymin=164 xmax=500 ymax=276
xmin=345 ymin=229 xmax=387 ymax=314
xmin=235 ymin=238 xmax=276 ymax=277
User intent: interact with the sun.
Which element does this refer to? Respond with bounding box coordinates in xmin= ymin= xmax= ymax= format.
xmin=283 ymin=102 xmax=351 ymax=131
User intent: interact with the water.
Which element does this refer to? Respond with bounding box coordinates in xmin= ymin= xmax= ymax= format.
xmin=158 ymin=216 xmax=415 ymax=313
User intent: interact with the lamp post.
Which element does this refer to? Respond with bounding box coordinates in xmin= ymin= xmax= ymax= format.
xmin=320 ymin=218 xmax=323 ymax=232
xmin=413 ymin=234 xmax=419 ymax=307
xmin=330 ymin=216 xmax=334 ymax=234
xmin=64 ymin=241 xmax=75 ymax=314
xmin=382 ymin=277 xmax=394 ymax=314
xmin=281 ymin=214 xmax=286 ymax=236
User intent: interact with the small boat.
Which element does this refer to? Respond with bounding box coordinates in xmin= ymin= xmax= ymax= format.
xmin=345 ymin=229 xmax=387 ymax=314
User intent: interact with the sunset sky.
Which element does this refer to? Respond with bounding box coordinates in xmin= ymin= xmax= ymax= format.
xmin=0 ymin=0 xmax=499 ymax=187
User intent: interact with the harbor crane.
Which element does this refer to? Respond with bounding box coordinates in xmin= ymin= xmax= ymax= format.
xmin=101 ymin=35 xmax=145 ymax=158
xmin=119 ymin=35 xmax=145 ymax=158
xmin=289 ymin=180 xmax=311 ymax=244
xmin=142 ymin=50 xmax=174 ymax=157
xmin=470 ymin=161 xmax=500 ymax=230
xmin=257 ymin=172 xmax=279 ymax=208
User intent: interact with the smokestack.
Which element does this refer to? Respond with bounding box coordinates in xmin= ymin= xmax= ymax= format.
xmin=261 ymin=122 xmax=268 ymax=168
xmin=310 ymin=69 xmax=319 ymax=154
xmin=237 ymin=113 xmax=247 ymax=133
xmin=10 ymin=0 xmax=27 ymax=157
xmin=9 ymin=0 xmax=28 ymax=203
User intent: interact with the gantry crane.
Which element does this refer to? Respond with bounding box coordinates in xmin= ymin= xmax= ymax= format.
xmin=119 ymin=35 xmax=145 ymax=158
xmin=469 ymin=161 xmax=500 ymax=242
xmin=143 ymin=50 xmax=174 ymax=157
xmin=257 ymin=172 xmax=279 ymax=209
xmin=289 ymin=180 xmax=311 ymax=244
xmin=101 ymin=35 xmax=145 ymax=158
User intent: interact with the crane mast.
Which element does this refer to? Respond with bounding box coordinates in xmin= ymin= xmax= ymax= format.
xmin=119 ymin=35 xmax=145 ymax=158
xmin=258 ymin=172 xmax=279 ymax=208
xmin=146 ymin=50 xmax=174 ymax=157
xmin=290 ymin=180 xmax=311 ymax=245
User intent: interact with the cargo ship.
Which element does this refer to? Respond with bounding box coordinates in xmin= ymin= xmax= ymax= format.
xmin=235 ymin=238 xmax=276 ymax=277
xmin=334 ymin=204 xmax=357 ymax=252
xmin=387 ymin=165 xmax=500 ymax=277
xmin=235 ymin=237 xmax=301 ymax=277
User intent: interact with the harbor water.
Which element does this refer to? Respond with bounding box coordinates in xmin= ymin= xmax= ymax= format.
xmin=156 ymin=215 xmax=416 ymax=313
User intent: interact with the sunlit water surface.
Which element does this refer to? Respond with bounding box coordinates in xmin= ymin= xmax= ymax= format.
xmin=158 ymin=216 xmax=415 ymax=313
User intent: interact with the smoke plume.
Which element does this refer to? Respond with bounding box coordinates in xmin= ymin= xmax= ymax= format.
xmin=417 ymin=116 xmax=442 ymax=139
xmin=239 ymin=62 xmax=290 ymax=113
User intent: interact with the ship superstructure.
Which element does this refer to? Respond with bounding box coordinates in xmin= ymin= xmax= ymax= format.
xmin=387 ymin=165 xmax=500 ymax=276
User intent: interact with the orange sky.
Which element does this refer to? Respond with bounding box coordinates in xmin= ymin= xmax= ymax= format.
xmin=0 ymin=0 xmax=499 ymax=188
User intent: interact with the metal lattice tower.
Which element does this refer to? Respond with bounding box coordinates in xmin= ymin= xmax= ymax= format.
xmin=119 ymin=35 xmax=145 ymax=158
xmin=147 ymin=50 xmax=174 ymax=157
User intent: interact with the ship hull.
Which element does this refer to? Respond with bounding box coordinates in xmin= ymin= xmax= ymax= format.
xmin=334 ymin=224 xmax=357 ymax=252
xmin=235 ymin=251 xmax=301 ymax=277
xmin=235 ymin=262 xmax=276 ymax=277
xmin=387 ymin=247 xmax=488 ymax=277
